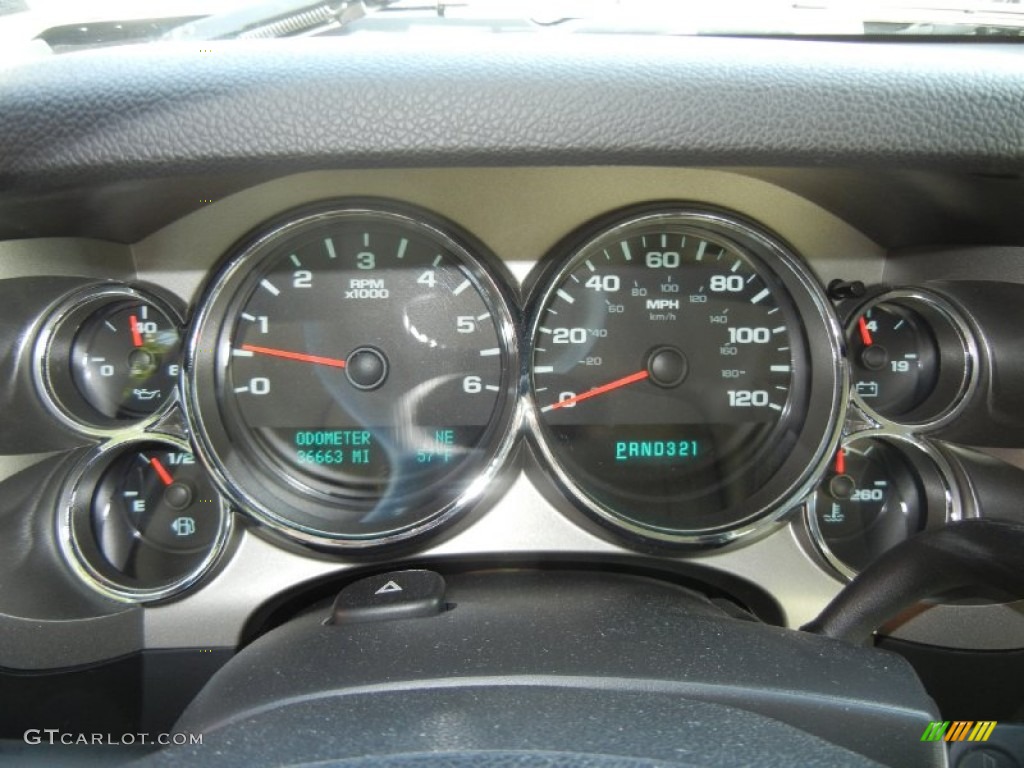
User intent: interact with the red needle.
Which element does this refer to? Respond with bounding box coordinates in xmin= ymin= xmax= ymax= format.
xmin=548 ymin=370 xmax=650 ymax=411
xmin=149 ymin=457 xmax=174 ymax=486
xmin=129 ymin=314 xmax=143 ymax=348
xmin=857 ymin=316 xmax=873 ymax=346
xmin=835 ymin=448 xmax=846 ymax=475
xmin=240 ymin=344 xmax=347 ymax=369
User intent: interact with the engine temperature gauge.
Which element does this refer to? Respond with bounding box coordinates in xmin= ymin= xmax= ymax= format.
xmin=808 ymin=435 xmax=953 ymax=577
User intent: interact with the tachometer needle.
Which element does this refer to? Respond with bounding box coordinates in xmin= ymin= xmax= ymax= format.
xmin=149 ymin=456 xmax=174 ymax=486
xmin=129 ymin=314 xmax=143 ymax=348
xmin=544 ymin=370 xmax=650 ymax=412
xmin=240 ymin=344 xmax=347 ymax=368
xmin=857 ymin=316 xmax=873 ymax=346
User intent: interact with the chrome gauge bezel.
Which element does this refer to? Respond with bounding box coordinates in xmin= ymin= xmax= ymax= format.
xmin=805 ymin=430 xmax=962 ymax=582
xmin=57 ymin=434 xmax=233 ymax=604
xmin=33 ymin=284 xmax=184 ymax=437
xmin=184 ymin=201 xmax=522 ymax=551
xmin=846 ymin=288 xmax=979 ymax=432
xmin=524 ymin=206 xmax=848 ymax=548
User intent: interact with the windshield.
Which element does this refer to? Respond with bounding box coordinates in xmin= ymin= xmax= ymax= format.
xmin=1 ymin=0 xmax=1022 ymax=61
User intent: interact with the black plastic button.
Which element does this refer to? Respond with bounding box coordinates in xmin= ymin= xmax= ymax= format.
xmin=331 ymin=569 xmax=447 ymax=625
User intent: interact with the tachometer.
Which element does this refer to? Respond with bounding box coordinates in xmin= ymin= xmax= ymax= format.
xmin=527 ymin=207 xmax=844 ymax=545
xmin=186 ymin=203 xmax=519 ymax=548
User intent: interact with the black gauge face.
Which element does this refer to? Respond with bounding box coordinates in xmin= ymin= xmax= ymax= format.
xmin=811 ymin=438 xmax=938 ymax=575
xmin=849 ymin=303 xmax=939 ymax=418
xmin=529 ymin=210 xmax=842 ymax=542
xmin=187 ymin=205 xmax=518 ymax=546
xmin=70 ymin=301 xmax=181 ymax=420
xmin=848 ymin=293 xmax=974 ymax=427
xmin=65 ymin=442 xmax=229 ymax=599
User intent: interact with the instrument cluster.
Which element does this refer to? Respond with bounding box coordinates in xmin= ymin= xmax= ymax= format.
xmin=32 ymin=199 xmax=985 ymax=602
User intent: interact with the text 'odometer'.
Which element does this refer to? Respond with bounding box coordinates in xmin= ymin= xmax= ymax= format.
xmin=186 ymin=205 xmax=519 ymax=547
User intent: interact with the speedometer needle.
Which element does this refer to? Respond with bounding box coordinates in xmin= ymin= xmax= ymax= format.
xmin=240 ymin=344 xmax=347 ymax=368
xmin=544 ymin=370 xmax=650 ymax=412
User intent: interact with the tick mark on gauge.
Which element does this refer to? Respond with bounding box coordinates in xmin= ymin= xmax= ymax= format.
xmin=772 ymin=326 xmax=785 ymax=334
xmin=557 ymin=289 xmax=575 ymax=304
xmin=485 ymin=385 xmax=500 ymax=392
xmin=586 ymin=260 xmax=596 ymax=272
xmin=234 ymin=385 xmax=250 ymax=393
xmin=696 ymin=241 xmax=707 ymax=261
xmin=479 ymin=348 xmax=500 ymax=357
xmin=770 ymin=365 xmax=791 ymax=372
xmin=432 ymin=254 xmax=443 ymax=267
xmin=620 ymin=242 xmax=633 ymax=261
xmin=730 ymin=260 xmax=741 ymax=273
xmin=232 ymin=349 xmax=254 ymax=357
xmin=324 ymin=238 xmax=337 ymax=259
xmin=453 ymin=280 xmax=470 ymax=296
xmin=260 ymin=279 xmax=280 ymax=296
xmin=538 ymin=327 xmax=552 ymax=334
xmin=767 ymin=307 xmax=780 ymax=315
xmin=104 ymin=321 xmax=117 ymax=332
xmin=396 ymin=238 xmax=408 ymax=259
xmin=570 ymin=275 xmax=580 ymax=283
xmin=476 ymin=312 xmax=490 ymax=321
xmin=768 ymin=403 xmax=783 ymax=411
xmin=534 ymin=365 xmax=554 ymax=373
xmin=363 ymin=233 xmax=370 ymax=247
xmin=289 ymin=254 xmax=301 ymax=267
xmin=750 ymin=288 xmax=769 ymax=304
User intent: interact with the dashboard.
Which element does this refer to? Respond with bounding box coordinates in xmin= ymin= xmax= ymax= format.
xmin=2 ymin=30 xmax=1024 ymax=765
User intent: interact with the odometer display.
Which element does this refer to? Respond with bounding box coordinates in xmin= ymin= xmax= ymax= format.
xmin=187 ymin=205 xmax=519 ymax=547
xmin=528 ymin=209 xmax=843 ymax=543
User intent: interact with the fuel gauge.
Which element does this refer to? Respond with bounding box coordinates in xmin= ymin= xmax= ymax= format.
xmin=60 ymin=438 xmax=231 ymax=602
xmin=808 ymin=435 xmax=954 ymax=578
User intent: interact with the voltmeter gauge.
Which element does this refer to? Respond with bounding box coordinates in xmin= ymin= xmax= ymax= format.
xmin=59 ymin=438 xmax=231 ymax=602
xmin=849 ymin=290 xmax=976 ymax=428
xmin=35 ymin=285 xmax=183 ymax=433
xmin=807 ymin=435 xmax=955 ymax=578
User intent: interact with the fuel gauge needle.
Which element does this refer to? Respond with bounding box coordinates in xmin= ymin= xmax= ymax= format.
xmin=542 ymin=370 xmax=649 ymax=412
xmin=147 ymin=456 xmax=174 ymax=486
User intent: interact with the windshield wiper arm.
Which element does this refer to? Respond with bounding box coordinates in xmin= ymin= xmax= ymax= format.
xmin=163 ymin=0 xmax=389 ymax=41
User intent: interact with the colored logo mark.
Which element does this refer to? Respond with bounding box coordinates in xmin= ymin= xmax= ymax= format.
xmin=921 ymin=721 xmax=997 ymax=742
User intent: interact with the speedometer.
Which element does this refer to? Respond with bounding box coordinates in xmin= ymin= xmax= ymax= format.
xmin=186 ymin=203 xmax=519 ymax=549
xmin=527 ymin=207 xmax=844 ymax=545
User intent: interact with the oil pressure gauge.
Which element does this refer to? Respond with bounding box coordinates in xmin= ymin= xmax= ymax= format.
xmin=35 ymin=285 xmax=183 ymax=433
xmin=849 ymin=290 xmax=976 ymax=429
